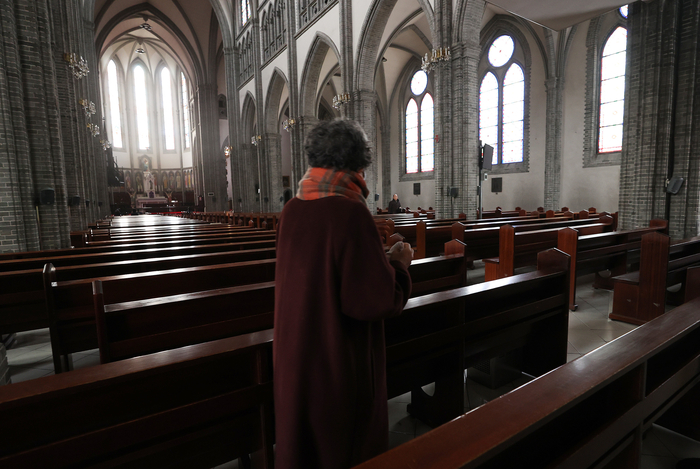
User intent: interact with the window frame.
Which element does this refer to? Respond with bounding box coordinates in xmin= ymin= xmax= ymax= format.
xmin=399 ymin=65 xmax=436 ymax=182
xmin=131 ymin=61 xmax=153 ymax=153
xmin=104 ymin=58 xmax=125 ymax=150
xmin=478 ymin=25 xmax=531 ymax=175
xmin=241 ymin=0 xmax=252 ymax=26
xmin=157 ymin=64 xmax=178 ymax=153
xmin=180 ymin=71 xmax=192 ymax=150
xmin=583 ymin=10 xmax=628 ymax=168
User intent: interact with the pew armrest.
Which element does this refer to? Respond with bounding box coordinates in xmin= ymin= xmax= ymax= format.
xmin=611 ymin=272 xmax=639 ymax=286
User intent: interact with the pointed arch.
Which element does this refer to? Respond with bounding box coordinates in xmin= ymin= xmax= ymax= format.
xmin=264 ymin=68 xmax=290 ymax=133
xmin=355 ymin=0 xmax=436 ymax=92
xmin=241 ymin=92 xmax=257 ymax=140
xmin=299 ymin=33 xmax=341 ymax=117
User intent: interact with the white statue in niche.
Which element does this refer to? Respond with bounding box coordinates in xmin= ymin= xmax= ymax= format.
xmin=143 ymin=171 xmax=155 ymax=194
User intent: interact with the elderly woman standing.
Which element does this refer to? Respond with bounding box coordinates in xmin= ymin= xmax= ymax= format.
xmin=274 ymin=119 xmax=413 ymax=469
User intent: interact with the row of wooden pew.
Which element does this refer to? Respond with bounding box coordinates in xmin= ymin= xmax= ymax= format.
xmin=2 ymin=212 xmax=699 ymax=467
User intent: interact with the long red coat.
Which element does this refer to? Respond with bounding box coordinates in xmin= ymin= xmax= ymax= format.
xmin=273 ymin=196 xmax=412 ymax=469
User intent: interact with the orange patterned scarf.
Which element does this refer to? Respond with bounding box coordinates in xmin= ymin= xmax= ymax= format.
xmin=296 ymin=167 xmax=369 ymax=206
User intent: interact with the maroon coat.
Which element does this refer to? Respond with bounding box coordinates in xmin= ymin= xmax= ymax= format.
xmin=273 ymin=196 xmax=411 ymax=469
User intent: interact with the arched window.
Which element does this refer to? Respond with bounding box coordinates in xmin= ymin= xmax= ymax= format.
xmin=133 ymin=64 xmax=150 ymax=150
xmin=405 ymin=70 xmax=434 ymax=174
xmin=241 ymin=0 xmax=251 ymax=25
xmin=181 ymin=72 xmax=191 ymax=149
xmin=160 ymin=68 xmax=175 ymax=150
xmin=479 ymin=35 xmax=525 ymax=166
xmin=598 ymin=26 xmax=627 ymax=153
xmin=107 ymin=60 xmax=123 ymax=149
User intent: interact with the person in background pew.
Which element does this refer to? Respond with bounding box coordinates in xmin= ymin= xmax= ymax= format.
xmin=387 ymin=193 xmax=402 ymax=214
xmin=274 ymin=118 xmax=413 ymax=469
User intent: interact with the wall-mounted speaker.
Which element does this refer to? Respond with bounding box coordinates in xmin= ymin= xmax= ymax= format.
xmin=374 ymin=194 xmax=379 ymax=201
xmin=450 ymin=187 xmax=459 ymax=198
xmin=85 ymin=200 xmax=90 ymax=207
xmin=39 ymin=188 xmax=55 ymax=205
xmin=491 ymin=177 xmax=503 ymax=193
xmin=413 ymin=183 xmax=421 ymax=195
xmin=98 ymin=201 xmax=103 ymax=207
xmin=68 ymin=195 xmax=80 ymax=207
xmin=667 ymin=176 xmax=685 ymax=194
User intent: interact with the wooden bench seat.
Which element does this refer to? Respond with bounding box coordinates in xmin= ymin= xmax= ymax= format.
xmin=557 ymin=220 xmax=668 ymax=310
xmin=355 ymin=296 xmax=700 ymax=469
xmin=483 ymin=218 xmax=615 ymax=281
xmin=45 ymin=243 xmax=469 ymax=372
xmin=0 ymin=240 xmax=277 ymax=336
xmin=609 ymin=232 xmax=700 ymax=324
xmin=0 ymin=330 xmax=275 ymax=469
xmin=384 ymin=248 xmax=571 ymax=426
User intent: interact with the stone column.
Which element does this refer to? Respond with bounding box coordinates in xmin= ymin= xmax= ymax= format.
xmin=619 ymin=0 xmax=700 ymax=238
xmin=353 ymin=89 xmax=378 ymax=212
xmin=196 ymin=83 xmax=226 ymax=211
xmin=544 ymin=76 xmax=563 ymax=210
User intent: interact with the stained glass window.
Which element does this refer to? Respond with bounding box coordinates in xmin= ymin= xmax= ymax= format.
xmin=479 ymin=35 xmax=525 ymax=166
xmin=488 ymin=35 xmax=514 ymax=67
xmin=161 ymin=68 xmax=175 ymax=150
xmin=502 ymin=64 xmax=524 ymax=163
xmin=134 ymin=65 xmax=150 ymax=150
xmin=404 ymin=70 xmax=434 ymax=174
xmin=598 ymin=27 xmax=627 ymax=153
xmin=421 ymin=94 xmax=434 ymax=172
xmin=107 ymin=60 xmax=123 ymax=149
xmin=619 ymin=5 xmax=628 ymax=18
xmin=181 ymin=72 xmax=191 ymax=149
xmin=405 ymin=99 xmax=419 ymax=173
xmin=479 ymin=72 xmax=499 ymax=165
xmin=411 ymin=70 xmax=428 ymax=95
xmin=241 ymin=0 xmax=251 ymax=25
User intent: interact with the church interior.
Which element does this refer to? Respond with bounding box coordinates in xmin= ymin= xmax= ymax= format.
xmin=1 ymin=0 xmax=700 ymax=467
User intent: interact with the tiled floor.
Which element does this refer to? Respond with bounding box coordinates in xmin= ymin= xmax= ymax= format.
xmin=5 ymin=268 xmax=700 ymax=468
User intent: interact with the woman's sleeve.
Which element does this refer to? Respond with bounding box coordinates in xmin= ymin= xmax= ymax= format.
xmin=339 ymin=206 xmax=412 ymax=321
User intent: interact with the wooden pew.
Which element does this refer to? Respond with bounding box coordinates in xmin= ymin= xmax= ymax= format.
xmin=45 ymin=259 xmax=278 ymax=373
xmin=609 ymin=232 xmax=700 ymax=324
xmin=355 ymin=296 xmax=700 ymax=469
xmin=92 ymin=242 xmax=468 ymax=365
xmin=451 ymin=215 xmax=614 ymax=265
xmin=0 ymin=244 xmax=277 ymax=336
xmin=483 ymin=218 xmax=615 ymax=281
xmin=45 ymin=243 xmax=470 ymax=372
xmin=0 ymin=330 xmax=275 ymax=469
xmin=90 ymin=246 xmax=565 ymax=431
xmin=94 ymin=281 xmax=277 ymax=364
xmin=384 ymin=248 xmax=571 ymax=426
xmin=557 ymin=219 xmax=668 ymax=310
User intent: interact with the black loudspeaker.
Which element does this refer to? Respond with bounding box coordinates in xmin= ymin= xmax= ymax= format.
xmin=255 ymin=183 xmax=260 ymax=194
xmin=667 ymin=176 xmax=685 ymax=194
xmin=374 ymin=194 xmax=379 ymax=201
xmin=85 ymin=200 xmax=90 ymax=207
xmin=39 ymin=188 xmax=55 ymax=205
xmin=450 ymin=187 xmax=459 ymax=198
xmin=492 ymin=177 xmax=503 ymax=193
xmin=264 ymin=197 xmax=269 ymax=203
xmin=98 ymin=201 xmax=103 ymax=207
xmin=413 ymin=183 xmax=421 ymax=195
xmin=68 ymin=195 xmax=80 ymax=207
xmin=482 ymin=144 xmax=494 ymax=171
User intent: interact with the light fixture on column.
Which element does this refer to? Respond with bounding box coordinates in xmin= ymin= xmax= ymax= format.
xmin=421 ymin=47 xmax=451 ymax=73
xmin=332 ymin=93 xmax=351 ymax=110
xmin=224 ymin=146 xmax=231 ymax=157
xmin=251 ymin=135 xmax=261 ymax=146
xmin=100 ymin=139 xmax=112 ymax=150
xmin=79 ymin=98 xmax=96 ymax=118
xmin=64 ymin=52 xmax=89 ymax=79
xmin=87 ymin=122 xmax=100 ymax=137
xmin=282 ymin=118 xmax=297 ymax=132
